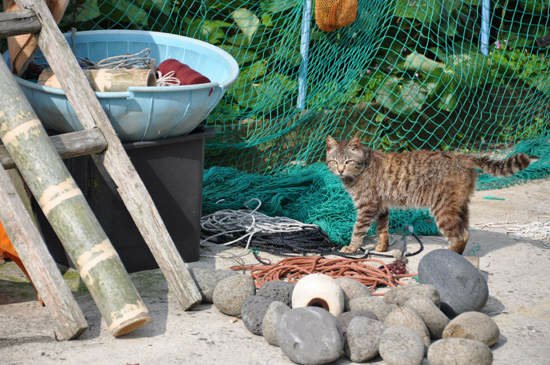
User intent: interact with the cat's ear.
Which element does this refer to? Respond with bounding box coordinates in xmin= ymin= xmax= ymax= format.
xmin=326 ymin=136 xmax=338 ymax=151
xmin=349 ymin=135 xmax=362 ymax=150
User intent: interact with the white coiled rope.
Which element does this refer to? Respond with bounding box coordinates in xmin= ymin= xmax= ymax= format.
xmin=156 ymin=70 xmax=181 ymax=86
xmin=200 ymin=199 xmax=319 ymax=259
xmin=91 ymin=48 xmax=154 ymax=69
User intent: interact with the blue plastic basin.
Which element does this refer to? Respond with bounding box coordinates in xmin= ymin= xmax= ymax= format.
xmin=3 ymin=30 xmax=239 ymax=141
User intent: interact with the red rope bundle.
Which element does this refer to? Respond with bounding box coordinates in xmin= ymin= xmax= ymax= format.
xmin=157 ymin=59 xmax=211 ymax=85
xmin=231 ymin=256 xmax=414 ymax=295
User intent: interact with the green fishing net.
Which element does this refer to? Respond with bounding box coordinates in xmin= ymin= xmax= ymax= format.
xmin=54 ymin=0 xmax=549 ymax=243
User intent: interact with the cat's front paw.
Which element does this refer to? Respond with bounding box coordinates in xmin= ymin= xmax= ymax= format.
xmin=374 ymin=243 xmax=388 ymax=252
xmin=340 ymin=245 xmax=359 ymax=254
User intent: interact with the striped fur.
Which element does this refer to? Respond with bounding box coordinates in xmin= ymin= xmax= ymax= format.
xmin=326 ymin=136 xmax=530 ymax=254
xmin=469 ymin=154 xmax=530 ymax=176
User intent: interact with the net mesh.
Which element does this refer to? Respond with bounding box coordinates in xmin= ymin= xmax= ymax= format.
xmin=48 ymin=1 xmax=550 ymax=242
xmin=58 ymin=0 xmax=549 ymax=170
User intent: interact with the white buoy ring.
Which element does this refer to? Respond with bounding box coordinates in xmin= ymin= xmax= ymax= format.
xmin=291 ymin=273 xmax=345 ymax=316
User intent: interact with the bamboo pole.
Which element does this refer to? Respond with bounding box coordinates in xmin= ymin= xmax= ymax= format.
xmin=0 ymin=59 xmax=150 ymax=337
xmin=14 ymin=0 xmax=202 ymax=309
xmin=0 ymin=165 xmax=88 ymax=340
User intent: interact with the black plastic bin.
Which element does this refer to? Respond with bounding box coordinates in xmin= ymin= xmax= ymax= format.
xmin=37 ymin=127 xmax=214 ymax=273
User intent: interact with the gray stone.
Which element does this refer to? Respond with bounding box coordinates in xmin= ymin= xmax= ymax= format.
xmin=190 ymin=268 xmax=238 ymax=303
xmin=212 ymin=274 xmax=255 ymax=317
xmin=349 ymin=296 xmax=396 ymax=321
xmin=428 ymin=338 xmax=493 ymax=365
xmin=384 ymin=284 xmax=440 ymax=306
xmin=442 ymin=311 xmax=500 ymax=347
xmin=379 ymin=326 xmax=424 ymax=365
xmin=404 ymin=296 xmax=449 ymax=339
xmin=257 ymin=280 xmax=294 ymax=306
xmin=262 ymin=301 xmax=290 ymax=347
xmin=345 ymin=317 xmax=385 ymax=362
xmin=418 ymin=249 xmax=488 ymax=316
xmin=384 ymin=306 xmax=431 ymax=347
xmin=336 ymin=310 xmax=378 ymax=336
xmin=334 ymin=277 xmax=371 ymax=310
xmin=241 ymin=295 xmax=273 ymax=335
xmin=278 ymin=307 xmax=343 ymax=365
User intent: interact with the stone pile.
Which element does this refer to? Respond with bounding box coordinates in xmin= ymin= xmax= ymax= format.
xmin=191 ymin=250 xmax=498 ymax=365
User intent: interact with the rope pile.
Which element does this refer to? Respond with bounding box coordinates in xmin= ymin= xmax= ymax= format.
xmin=201 ymin=199 xmax=333 ymax=253
xmin=201 ymin=199 xmax=425 ymax=262
xmin=231 ymin=256 xmax=414 ymax=294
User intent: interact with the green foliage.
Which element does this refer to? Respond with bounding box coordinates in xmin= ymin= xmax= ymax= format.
xmin=489 ymin=48 xmax=550 ymax=95
xmin=231 ymin=8 xmax=260 ymax=42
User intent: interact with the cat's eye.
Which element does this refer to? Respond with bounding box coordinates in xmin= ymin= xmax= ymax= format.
xmin=327 ymin=160 xmax=338 ymax=167
xmin=345 ymin=160 xmax=358 ymax=165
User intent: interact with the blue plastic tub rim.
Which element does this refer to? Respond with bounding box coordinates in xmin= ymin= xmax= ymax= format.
xmin=4 ymin=29 xmax=240 ymax=100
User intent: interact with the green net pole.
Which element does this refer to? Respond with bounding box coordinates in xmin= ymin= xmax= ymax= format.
xmin=481 ymin=0 xmax=491 ymax=56
xmin=297 ymin=0 xmax=312 ymax=110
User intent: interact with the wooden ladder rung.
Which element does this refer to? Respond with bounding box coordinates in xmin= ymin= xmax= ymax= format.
xmin=0 ymin=128 xmax=107 ymax=169
xmin=14 ymin=0 xmax=202 ymax=309
xmin=0 ymin=10 xmax=41 ymax=38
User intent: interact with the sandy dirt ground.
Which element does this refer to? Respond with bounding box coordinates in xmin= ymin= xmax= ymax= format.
xmin=0 ymin=179 xmax=548 ymax=365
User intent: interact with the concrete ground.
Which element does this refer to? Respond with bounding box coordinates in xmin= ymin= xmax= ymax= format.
xmin=0 ymin=179 xmax=549 ymax=365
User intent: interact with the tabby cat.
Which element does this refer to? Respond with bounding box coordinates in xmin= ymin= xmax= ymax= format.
xmin=326 ymin=136 xmax=530 ymax=254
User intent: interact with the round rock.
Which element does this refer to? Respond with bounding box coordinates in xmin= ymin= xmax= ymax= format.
xmin=418 ymin=249 xmax=488 ymax=316
xmin=345 ymin=317 xmax=385 ymax=362
xmin=241 ymin=295 xmax=273 ymax=335
xmin=404 ymin=296 xmax=449 ymax=339
xmin=384 ymin=306 xmax=431 ymax=347
xmin=278 ymin=307 xmax=343 ymax=365
xmin=384 ymin=283 xmax=440 ymax=306
xmin=428 ymin=338 xmax=493 ymax=365
xmin=349 ymin=296 xmax=396 ymax=321
xmin=334 ymin=277 xmax=371 ymax=310
xmin=212 ymin=274 xmax=255 ymax=316
xmin=262 ymin=301 xmax=290 ymax=347
xmin=190 ymin=268 xmax=238 ymax=303
xmin=442 ymin=311 xmax=500 ymax=347
xmin=257 ymin=280 xmax=294 ymax=306
xmin=379 ymin=326 xmax=424 ymax=365
xmin=336 ymin=310 xmax=378 ymax=336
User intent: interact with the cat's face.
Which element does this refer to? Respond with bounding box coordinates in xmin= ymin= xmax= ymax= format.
xmin=326 ymin=136 xmax=366 ymax=183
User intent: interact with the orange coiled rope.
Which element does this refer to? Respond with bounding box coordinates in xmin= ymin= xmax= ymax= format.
xmin=231 ymin=256 xmax=415 ymax=295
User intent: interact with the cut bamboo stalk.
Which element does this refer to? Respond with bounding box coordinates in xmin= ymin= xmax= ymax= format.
xmin=0 ymin=128 xmax=107 ymax=169
xmin=0 ymin=165 xmax=88 ymax=340
xmin=14 ymin=0 xmax=202 ymax=309
xmin=38 ymin=68 xmax=156 ymax=91
xmin=0 ymin=58 xmax=151 ymax=337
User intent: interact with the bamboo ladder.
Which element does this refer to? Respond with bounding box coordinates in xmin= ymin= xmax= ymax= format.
xmin=0 ymin=0 xmax=201 ymax=340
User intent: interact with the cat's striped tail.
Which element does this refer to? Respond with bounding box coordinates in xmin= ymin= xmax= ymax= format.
xmin=469 ymin=153 xmax=530 ymax=176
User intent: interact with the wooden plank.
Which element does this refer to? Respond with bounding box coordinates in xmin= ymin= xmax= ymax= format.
xmin=0 ymin=164 xmax=88 ymax=340
xmin=0 ymin=54 xmax=151 ymax=337
xmin=14 ymin=0 xmax=202 ymax=310
xmin=4 ymin=0 xmax=68 ymax=75
xmin=0 ymin=128 xmax=107 ymax=169
xmin=0 ymin=10 xmax=40 ymax=38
